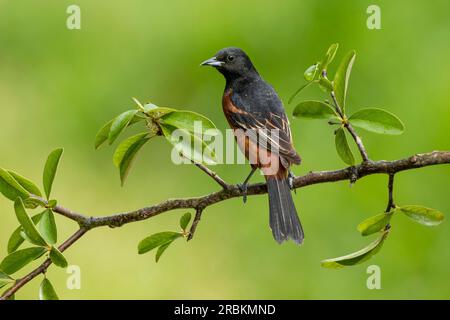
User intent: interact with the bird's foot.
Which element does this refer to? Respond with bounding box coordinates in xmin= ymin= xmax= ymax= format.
xmin=238 ymin=183 xmax=249 ymax=204
xmin=288 ymin=171 xmax=296 ymax=194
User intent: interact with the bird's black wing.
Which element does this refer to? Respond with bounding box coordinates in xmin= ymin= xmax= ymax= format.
xmin=228 ymin=79 xmax=301 ymax=166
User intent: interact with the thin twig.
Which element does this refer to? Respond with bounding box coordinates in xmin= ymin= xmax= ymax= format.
xmin=385 ymin=173 xmax=396 ymax=212
xmin=190 ymin=160 xmax=230 ymax=189
xmin=330 ymin=90 xmax=370 ymax=162
xmin=0 ymin=228 xmax=87 ymax=300
xmin=187 ymin=207 xmax=204 ymax=241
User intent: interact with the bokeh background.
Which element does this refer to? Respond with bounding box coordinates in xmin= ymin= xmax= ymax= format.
xmin=1 ymin=0 xmax=449 ymax=299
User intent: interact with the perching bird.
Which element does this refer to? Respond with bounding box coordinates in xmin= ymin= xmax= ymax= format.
xmin=201 ymin=47 xmax=304 ymax=244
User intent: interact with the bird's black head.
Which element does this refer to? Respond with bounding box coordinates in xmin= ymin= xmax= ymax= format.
xmin=201 ymin=47 xmax=258 ymax=81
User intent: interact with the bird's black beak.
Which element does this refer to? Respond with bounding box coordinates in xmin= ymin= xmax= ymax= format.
xmin=200 ymin=56 xmax=224 ymax=67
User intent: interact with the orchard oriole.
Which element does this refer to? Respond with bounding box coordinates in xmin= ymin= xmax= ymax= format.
xmin=201 ymin=47 xmax=304 ymax=245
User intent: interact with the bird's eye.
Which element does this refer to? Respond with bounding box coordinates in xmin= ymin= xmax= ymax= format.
xmin=227 ymin=55 xmax=234 ymax=62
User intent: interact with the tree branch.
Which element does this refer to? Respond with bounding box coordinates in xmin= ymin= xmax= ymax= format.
xmin=1 ymin=150 xmax=449 ymax=300
xmin=0 ymin=228 xmax=87 ymax=300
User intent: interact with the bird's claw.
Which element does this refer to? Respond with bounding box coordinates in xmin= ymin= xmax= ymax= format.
xmin=288 ymin=171 xmax=296 ymax=194
xmin=238 ymin=183 xmax=248 ymax=203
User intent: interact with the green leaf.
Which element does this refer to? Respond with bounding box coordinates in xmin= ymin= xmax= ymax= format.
xmin=349 ymin=108 xmax=405 ymax=135
xmin=108 ymin=110 xmax=138 ymax=145
xmin=304 ymin=64 xmax=318 ymax=81
xmin=399 ymin=205 xmax=444 ymax=226
xmin=0 ymin=247 xmax=47 ymax=274
xmin=0 ymin=168 xmax=30 ymax=201
xmin=142 ymin=103 xmax=175 ymax=117
xmin=138 ymin=232 xmax=182 ymax=254
xmin=160 ymin=124 xmax=217 ymax=165
xmin=0 ymin=271 xmax=14 ymax=289
xmin=14 ymin=198 xmax=47 ymax=247
xmin=7 ymin=171 xmax=42 ymax=197
xmin=113 ymin=132 xmax=152 ymax=186
xmin=43 ymin=148 xmax=64 ymax=199
xmin=321 ymin=231 xmax=389 ymax=269
xmin=94 ymin=119 xmax=113 ymax=150
xmin=39 ymin=210 xmax=57 ymax=245
xmin=95 ymin=114 xmax=145 ymax=150
xmin=318 ymin=77 xmax=334 ymax=92
xmin=334 ymin=50 xmax=356 ymax=113
xmin=357 ymin=212 xmax=392 ymax=236
xmin=318 ymin=43 xmax=339 ymax=71
xmin=180 ymin=212 xmax=192 ymax=230
xmin=23 ymin=197 xmax=47 ymax=209
xmin=293 ymin=101 xmax=338 ymax=120
xmin=159 ymin=111 xmax=217 ymax=136
xmin=7 ymin=212 xmax=44 ymax=254
xmin=47 ymin=199 xmax=58 ymax=209
xmin=39 ymin=278 xmax=59 ymax=300
xmin=49 ymin=247 xmax=68 ymax=268
xmin=155 ymin=241 xmax=172 ymax=263
xmin=288 ymin=81 xmax=314 ymax=105
xmin=335 ymin=128 xmax=355 ymax=165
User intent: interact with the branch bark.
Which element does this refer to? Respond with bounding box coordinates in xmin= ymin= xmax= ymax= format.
xmin=1 ymin=150 xmax=449 ymax=300
xmin=0 ymin=228 xmax=87 ymax=300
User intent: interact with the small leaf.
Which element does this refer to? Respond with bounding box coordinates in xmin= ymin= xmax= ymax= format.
xmin=321 ymin=231 xmax=389 ymax=269
xmin=113 ymin=132 xmax=152 ymax=186
xmin=399 ymin=205 xmax=444 ymax=226
xmin=95 ymin=114 xmax=145 ymax=150
xmin=318 ymin=43 xmax=339 ymax=71
xmin=47 ymin=199 xmax=58 ymax=208
xmin=143 ymin=103 xmax=175 ymax=117
xmin=155 ymin=241 xmax=172 ymax=263
xmin=304 ymin=64 xmax=318 ymax=81
xmin=334 ymin=50 xmax=356 ymax=113
xmin=14 ymin=198 xmax=47 ymax=247
xmin=288 ymin=81 xmax=314 ymax=105
xmin=357 ymin=212 xmax=392 ymax=236
xmin=335 ymin=128 xmax=355 ymax=165
xmin=0 ymin=271 xmax=13 ymax=289
xmin=159 ymin=111 xmax=217 ymax=136
xmin=293 ymin=101 xmax=338 ymax=120
xmin=94 ymin=119 xmax=113 ymax=150
xmin=23 ymin=197 xmax=47 ymax=209
xmin=138 ymin=232 xmax=182 ymax=254
xmin=7 ymin=212 xmax=44 ymax=254
xmin=160 ymin=124 xmax=217 ymax=165
xmin=49 ymin=247 xmax=68 ymax=268
xmin=0 ymin=168 xmax=30 ymax=201
xmin=180 ymin=212 xmax=192 ymax=230
xmin=319 ymin=77 xmax=334 ymax=92
xmin=0 ymin=247 xmax=47 ymax=274
xmin=39 ymin=210 xmax=57 ymax=245
xmin=108 ymin=110 xmax=138 ymax=145
xmin=43 ymin=148 xmax=64 ymax=199
xmin=39 ymin=278 xmax=59 ymax=300
xmin=349 ymin=108 xmax=405 ymax=135
xmin=7 ymin=171 xmax=42 ymax=197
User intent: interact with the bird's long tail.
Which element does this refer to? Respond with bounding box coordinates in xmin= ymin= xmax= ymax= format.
xmin=266 ymin=172 xmax=304 ymax=245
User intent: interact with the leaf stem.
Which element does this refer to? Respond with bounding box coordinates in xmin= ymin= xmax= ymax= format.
xmin=330 ymin=90 xmax=370 ymax=162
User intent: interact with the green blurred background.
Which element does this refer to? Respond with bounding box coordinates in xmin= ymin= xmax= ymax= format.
xmin=1 ymin=0 xmax=450 ymax=299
